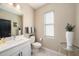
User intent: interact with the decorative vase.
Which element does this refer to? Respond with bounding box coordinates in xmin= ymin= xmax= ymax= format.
xmin=19 ymin=30 xmax=21 ymax=35
xmin=66 ymin=31 xmax=74 ymax=50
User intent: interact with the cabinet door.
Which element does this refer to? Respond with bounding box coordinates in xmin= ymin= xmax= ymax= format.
xmin=22 ymin=43 xmax=31 ymax=56
xmin=10 ymin=51 xmax=20 ymax=56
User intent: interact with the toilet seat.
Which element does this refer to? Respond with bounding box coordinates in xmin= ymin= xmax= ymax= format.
xmin=32 ymin=42 xmax=42 ymax=48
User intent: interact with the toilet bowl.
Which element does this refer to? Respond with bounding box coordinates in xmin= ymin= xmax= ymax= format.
xmin=32 ymin=42 xmax=42 ymax=53
xmin=32 ymin=42 xmax=41 ymax=48
xmin=30 ymin=36 xmax=42 ymax=53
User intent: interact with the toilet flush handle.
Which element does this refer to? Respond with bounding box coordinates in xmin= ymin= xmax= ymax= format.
xmin=39 ymin=38 xmax=43 ymax=43
xmin=40 ymin=38 xmax=43 ymax=41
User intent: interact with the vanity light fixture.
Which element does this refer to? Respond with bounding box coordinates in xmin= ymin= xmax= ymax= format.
xmin=8 ymin=3 xmax=21 ymax=10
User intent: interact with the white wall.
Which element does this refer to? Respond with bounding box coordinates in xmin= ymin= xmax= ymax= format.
xmin=35 ymin=4 xmax=76 ymax=51
xmin=20 ymin=4 xmax=34 ymax=34
xmin=75 ymin=4 xmax=79 ymax=46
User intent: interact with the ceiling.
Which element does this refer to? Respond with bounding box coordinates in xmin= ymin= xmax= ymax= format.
xmin=28 ymin=3 xmax=46 ymax=9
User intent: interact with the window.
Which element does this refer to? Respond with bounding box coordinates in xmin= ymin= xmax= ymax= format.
xmin=44 ymin=11 xmax=54 ymax=37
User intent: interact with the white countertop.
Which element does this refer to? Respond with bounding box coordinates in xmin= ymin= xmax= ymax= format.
xmin=0 ymin=35 xmax=31 ymax=53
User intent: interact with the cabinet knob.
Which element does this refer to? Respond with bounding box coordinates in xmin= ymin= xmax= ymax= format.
xmin=18 ymin=52 xmax=22 ymax=56
xmin=18 ymin=53 xmax=20 ymax=56
xmin=21 ymin=52 xmax=22 ymax=56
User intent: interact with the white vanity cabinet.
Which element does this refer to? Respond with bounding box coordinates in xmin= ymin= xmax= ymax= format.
xmin=18 ymin=41 xmax=31 ymax=56
xmin=0 ymin=45 xmax=19 ymax=56
xmin=21 ymin=44 xmax=31 ymax=56
xmin=0 ymin=40 xmax=31 ymax=56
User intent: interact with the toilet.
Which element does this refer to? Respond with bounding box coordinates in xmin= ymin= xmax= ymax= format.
xmin=30 ymin=36 xmax=42 ymax=53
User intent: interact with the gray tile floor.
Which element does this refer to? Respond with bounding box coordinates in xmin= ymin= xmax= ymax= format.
xmin=32 ymin=48 xmax=64 ymax=56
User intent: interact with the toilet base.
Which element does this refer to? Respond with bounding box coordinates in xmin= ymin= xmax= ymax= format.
xmin=32 ymin=48 xmax=40 ymax=54
xmin=31 ymin=42 xmax=42 ymax=54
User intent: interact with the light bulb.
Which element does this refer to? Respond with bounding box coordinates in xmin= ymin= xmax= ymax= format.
xmin=16 ymin=4 xmax=20 ymax=10
xmin=8 ymin=3 xmax=13 ymax=6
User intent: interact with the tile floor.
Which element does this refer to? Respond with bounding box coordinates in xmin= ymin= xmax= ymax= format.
xmin=32 ymin=48 xmax=65 ymax=56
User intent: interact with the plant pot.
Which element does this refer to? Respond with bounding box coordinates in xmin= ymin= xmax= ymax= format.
xmin=66 ymin=31 xmax=74 ymax=50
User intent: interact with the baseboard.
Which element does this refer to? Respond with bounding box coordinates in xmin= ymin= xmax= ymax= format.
xmin=42 ymin=47 xmax=65 ymax=56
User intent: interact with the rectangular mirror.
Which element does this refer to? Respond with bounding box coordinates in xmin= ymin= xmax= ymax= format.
xmin=0 ymin=4 xmax=23 ymax=38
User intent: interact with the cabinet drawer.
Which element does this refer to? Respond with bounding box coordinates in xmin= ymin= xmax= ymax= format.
xmin=18 ymin=41 xmax=31 ymax=50
xmin=0 ymin=40 xmax=31 ymax=56
xmin=0 ymin=46 xmax=19 ymax=56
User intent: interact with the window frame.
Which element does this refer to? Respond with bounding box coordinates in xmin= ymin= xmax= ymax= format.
xmin=43 ymin=11 xmax=55 ymax=37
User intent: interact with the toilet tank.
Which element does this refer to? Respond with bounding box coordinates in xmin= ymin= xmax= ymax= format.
xmin=30 ymin=36 xmax=35 ymax=43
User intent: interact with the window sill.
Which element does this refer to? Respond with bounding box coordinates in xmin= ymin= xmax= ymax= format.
xmin=44 ymin=36 xmax=55 ymax=39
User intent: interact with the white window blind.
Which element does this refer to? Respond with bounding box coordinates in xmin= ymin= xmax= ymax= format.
xmin=44 ymin=11 xmax=54 ymax=37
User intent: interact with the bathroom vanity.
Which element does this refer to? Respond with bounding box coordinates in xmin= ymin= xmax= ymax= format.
xmin=0 ymin=35 xmax=31 ymax=56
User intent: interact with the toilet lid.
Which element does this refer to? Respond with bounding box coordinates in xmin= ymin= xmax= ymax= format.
xmin=32 ymin=42 xmax=41 ymax=46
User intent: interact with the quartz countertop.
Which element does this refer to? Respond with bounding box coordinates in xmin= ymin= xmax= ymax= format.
xmin=0 ymin=35 xmax=31 ymax=53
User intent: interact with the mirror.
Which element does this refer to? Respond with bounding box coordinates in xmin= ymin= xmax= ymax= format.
xmin=0 ymin=3 xmax=23 ymax=38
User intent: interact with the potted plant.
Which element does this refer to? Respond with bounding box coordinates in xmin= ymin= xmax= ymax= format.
xmin=65 ymin=23 xmax=75 ymax=49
